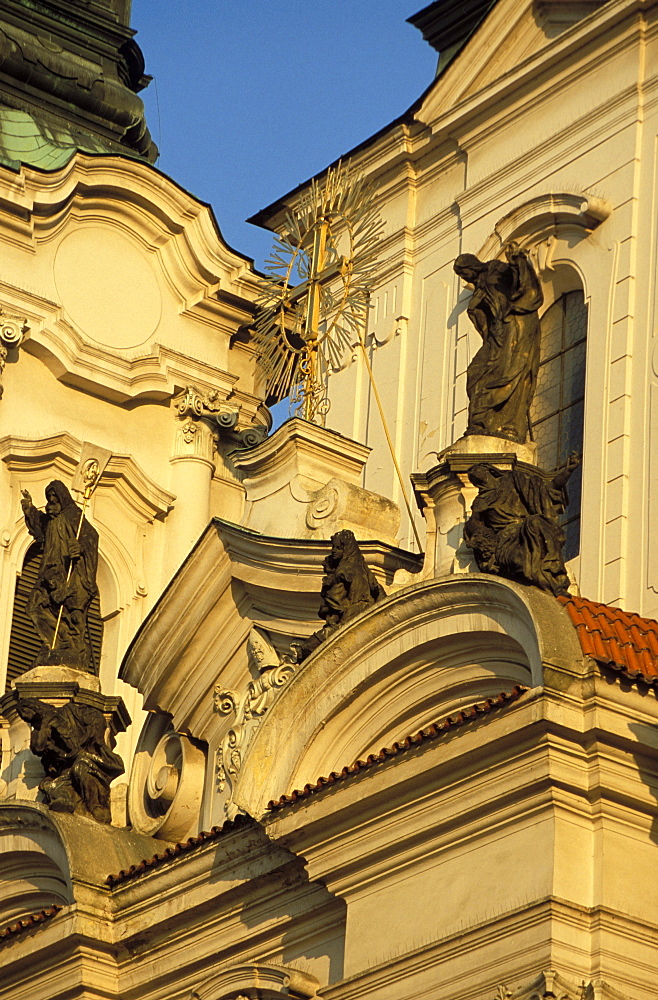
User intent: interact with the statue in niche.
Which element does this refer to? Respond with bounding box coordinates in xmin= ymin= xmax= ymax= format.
xmin=16 ymin=698 xmax=124 ymax=824
xmin=463 ymin=455 xmax=580 ymax=596
xmin=296 ymin=529 xmax=386 ymax=662
xmin=453 ymin=242 xmax=543 ymax=444
xmin=21 ymin=481 xmax=99 ymax=671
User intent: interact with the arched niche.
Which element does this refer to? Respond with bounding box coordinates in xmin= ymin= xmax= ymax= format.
xmin=0 ymin=432 xmax=173 ymax=692
xmin=191 ymin=964 xmax=320 ymax=1000
xmin=234 ymin=576 xmax=583 ymax=818
xmin=0 ymin=805 xmax=72 ymax=924
xmin=476 ymin=196 xmax=604 ymax=572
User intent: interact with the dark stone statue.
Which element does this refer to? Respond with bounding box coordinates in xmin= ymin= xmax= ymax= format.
xmin=16 ymin=698 xmax=124 ymax=824
xmin=463 ymin=455 xmax=580 ymax=595
xmin=21 ymin=481 xmax=99 ymax=671
xmin=454 ymin=243 xmax=544 ymax=444
xmin=296 ymin=530 xmax=385 ymax=662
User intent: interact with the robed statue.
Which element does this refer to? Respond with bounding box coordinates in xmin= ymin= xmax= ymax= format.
xmin=21 ymin=480 xmax=99 ymax=671
xmin=454 ymin=243 xmax=543 ymax=444
xmin=16 ymin=697 xmax=123 ymax=824
xmin=463 ymin=455 xmax=580 ymax=596
xmin=297 ymin=529 xmax=385 ymax=662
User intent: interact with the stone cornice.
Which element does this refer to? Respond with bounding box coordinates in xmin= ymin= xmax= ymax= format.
xmin=0 ymin=432 xmax=175 ymax=520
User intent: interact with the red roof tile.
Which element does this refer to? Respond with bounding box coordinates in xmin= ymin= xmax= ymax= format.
xmin=267 ymin=686 xmax=527 ymax=812
xmin=558 ymin=594 xmax=658 ymax=684
xmin=0 ymin=905 xmax=61 ymax=944
xmin=106 ymin=814 xmax=251 ymax=888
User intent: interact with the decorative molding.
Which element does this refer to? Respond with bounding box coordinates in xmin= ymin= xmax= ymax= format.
xmin=492 ymin=969 xmax=636 ymax=1000
xmin=191 ymin=963 xmax=320 ymax=1000
xmin=477 ymin=192 xmax=612 ymax=263
xmin=0 ymin=155 xmax=264 ymax=404
xmin=213 ymin=628 xmax=294 ymax=818
xmin=0 ymin=307 xmax=29 ymax=400
xmin=128 ymin=712 xmax=206 ymax=842
xmin=0 ymin=433 xmax=175 ymax=522
xmin=172 ymin=385 xmax=268 ymax=464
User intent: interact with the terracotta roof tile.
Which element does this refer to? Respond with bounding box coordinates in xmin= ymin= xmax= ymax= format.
xmin=106 ymin=814 xmax=251 ymax=888
xmin=267 ymin=686 xmax=527 ymax=812
xmin=0 ymin=905 xmax=61 ymax=944
xmin=558 ymin=594 xmax=658 ymax=684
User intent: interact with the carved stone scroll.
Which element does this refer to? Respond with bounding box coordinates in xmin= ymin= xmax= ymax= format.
xmin=0 ymin=308 xmax=28 ymax=399
xmin=174 ymin=384 xmax=268 ymax=455
xmin=213 ymin=628 xmax=294 ymax=818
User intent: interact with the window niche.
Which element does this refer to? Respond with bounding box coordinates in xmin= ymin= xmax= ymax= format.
xmin=530 ymin=267 xmax=587 ymax=561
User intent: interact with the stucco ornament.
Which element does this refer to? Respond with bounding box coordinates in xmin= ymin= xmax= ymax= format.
xmin=174 ymin=384 xmax=268 ymax=453
xmin=213 ymin=628 xmax=294 ymax=818
xmin=491 ymin=967 xmax=624 ymax=1000
xmin=0 ymin=308 xmax=28 ymax=399
xmin=127 ymin=713 xmax=206 ymax=842
xmin=464 ymin=456 xmax=580 ymax=595
xmin=454 ymin=242 xmax=543 ymax=444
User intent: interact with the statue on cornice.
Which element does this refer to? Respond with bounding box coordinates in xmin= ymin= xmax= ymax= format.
xmin=16 ymin=697 xmax=124 ymax=824
xmin=454 ymin=242 xmax=543 ymax=444
xmin=463 ymin=455 xmax=580 ymax=596
xmin=21 ymin=481 xmax=99 ymax=671
xmin=296 ymin=530 xmax=386 ymax=662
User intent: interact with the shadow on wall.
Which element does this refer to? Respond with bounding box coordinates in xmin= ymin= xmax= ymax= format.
xmin=207 ymin=826 xmax=346 ymax=985
xmin=628 ymin=705 xmax=658 ymax=847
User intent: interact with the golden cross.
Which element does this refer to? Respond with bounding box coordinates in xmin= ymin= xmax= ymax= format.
xmin=283 ymin=219 xmax=344 ymax=422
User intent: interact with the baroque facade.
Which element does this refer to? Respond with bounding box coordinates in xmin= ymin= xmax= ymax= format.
xmin=0 ymin=2 xmax=657 ymax=1000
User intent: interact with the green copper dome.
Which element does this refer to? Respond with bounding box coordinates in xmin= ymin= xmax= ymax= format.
xmin=0 ymin=0 xmax=158 ymax=170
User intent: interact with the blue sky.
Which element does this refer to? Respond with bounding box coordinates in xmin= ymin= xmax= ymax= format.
xmin=134 ymin=2 xmax=437 ymax=268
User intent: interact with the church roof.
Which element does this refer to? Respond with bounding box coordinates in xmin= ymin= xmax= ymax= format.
xmin=407 ymin=0 xmax=498 ymax=68
xmin=558 ymin=594 xmax=658 ymax=685
xmin=0 ymin=905 xmax=61 ymax=944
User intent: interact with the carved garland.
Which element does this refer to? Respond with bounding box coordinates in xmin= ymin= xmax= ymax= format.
xmin=213 ymin=629 xmax=294 ymax=815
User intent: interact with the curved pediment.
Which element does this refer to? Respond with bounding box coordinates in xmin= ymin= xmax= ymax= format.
xmin=231 ymin=575 xmax=583 ymax=819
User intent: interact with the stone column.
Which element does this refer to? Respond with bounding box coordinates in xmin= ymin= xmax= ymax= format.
xmin=166 ymin=386 xmax=217 ymax=576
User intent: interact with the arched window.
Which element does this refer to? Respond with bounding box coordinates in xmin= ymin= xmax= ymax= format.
xmin=530 ymin=288 xmax=587 ymax=561
xmin=6 ymin=541 xmax=103 ymax=691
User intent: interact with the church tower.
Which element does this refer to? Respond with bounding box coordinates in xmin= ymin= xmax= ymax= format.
xmin=0 ymin=0 xmax=157 ymax=168
xmin=0 ymin=4 xmax=657 ymax=1000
